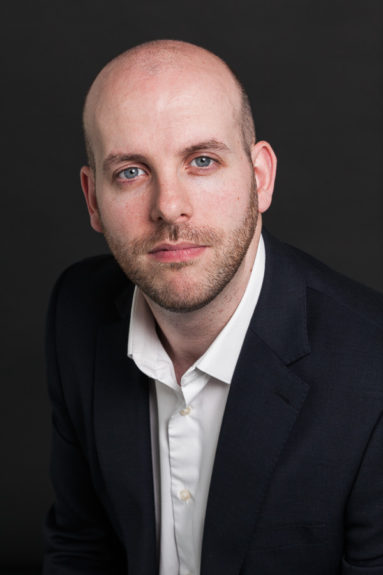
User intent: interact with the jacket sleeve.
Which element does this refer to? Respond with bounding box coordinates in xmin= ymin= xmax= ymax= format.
xmin=342 ymin=409 xmax=383 ymax=573
xmin=43 ymin=275 xmax=126 ymax=574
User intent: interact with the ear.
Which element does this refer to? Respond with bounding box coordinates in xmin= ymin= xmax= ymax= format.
xmin=250 ymin=141 xmax=277 ymax=213
xmin=80 ymin=166 xmax=103 ymax=233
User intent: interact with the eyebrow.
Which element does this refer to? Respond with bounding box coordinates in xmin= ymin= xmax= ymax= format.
xmin=103 ymin=153 xmax=148 ymax=174
xmin=102 ymin=139 xmax=231 ymax=174
xmin=182 ymin=139 xmax=232 ymax=156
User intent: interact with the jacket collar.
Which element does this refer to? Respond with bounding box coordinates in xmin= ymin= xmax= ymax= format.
xmin=250 ymin=228 xmax=310 ymax=364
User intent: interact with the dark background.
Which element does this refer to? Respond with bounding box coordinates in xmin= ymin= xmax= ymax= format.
xmin=1 ymin=0 xmax=381 ymax=571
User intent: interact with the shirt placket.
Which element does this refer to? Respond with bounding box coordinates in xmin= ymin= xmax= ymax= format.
xmin=168 ymin=388 xmax=201 ymax=575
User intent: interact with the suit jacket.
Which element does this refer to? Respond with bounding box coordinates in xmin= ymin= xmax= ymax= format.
xmin=43 ymin=230 xmax=383 ymax=574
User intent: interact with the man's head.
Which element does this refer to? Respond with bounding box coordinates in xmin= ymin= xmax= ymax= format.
xmin=81 ymin=40 xmax=277 ymax=312
xmin=83 ymin=40 xmax=256 ymax=170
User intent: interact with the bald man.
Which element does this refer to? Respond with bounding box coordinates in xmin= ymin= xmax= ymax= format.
xmin=43 ymin=40 xmax=383 ymax=575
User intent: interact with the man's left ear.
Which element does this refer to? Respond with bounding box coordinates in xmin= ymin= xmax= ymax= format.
xmin=251 ymin=141 xmax=277 ymax=213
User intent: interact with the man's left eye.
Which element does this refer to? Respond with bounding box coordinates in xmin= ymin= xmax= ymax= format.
xmin=190 ymin=156 xmax=214 ymax=168
xmin=118 ymin=167 xmax=145 ymax=180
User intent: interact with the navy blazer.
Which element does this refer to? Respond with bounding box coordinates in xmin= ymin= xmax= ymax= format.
xmin=43 ymin=231 xmax=383 ymax=574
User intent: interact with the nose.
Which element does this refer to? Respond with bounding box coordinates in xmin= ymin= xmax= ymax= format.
xmin=150 ymin=173 xmax=193 ymax=224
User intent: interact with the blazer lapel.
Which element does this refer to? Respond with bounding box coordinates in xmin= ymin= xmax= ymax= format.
xmin=94 ymin=317 xmax=157 ymax=574
xmin=201 ymin=231 xmax=311 ymax=575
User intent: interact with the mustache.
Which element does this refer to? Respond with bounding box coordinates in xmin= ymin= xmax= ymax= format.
xmin=130 ymin=223 xmax=221 ymax=255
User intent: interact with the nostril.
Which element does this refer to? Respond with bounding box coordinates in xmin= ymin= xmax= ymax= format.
xmin=150 ymin=195 xmax=193 ymax=224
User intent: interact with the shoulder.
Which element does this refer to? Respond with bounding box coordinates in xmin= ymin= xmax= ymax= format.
xmin=48 ymin=254 xmax=134 ymax=327
xmin=294 ymin=246 xmax=382 ymax=332
xmin=261 ymin=231 xmax=383 ymax=388
xmin=264 ymin=230 xmax=383 ymax=333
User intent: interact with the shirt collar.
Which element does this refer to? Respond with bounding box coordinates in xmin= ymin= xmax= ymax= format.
xmin=128 ymin=235 xmax=265 ymax=385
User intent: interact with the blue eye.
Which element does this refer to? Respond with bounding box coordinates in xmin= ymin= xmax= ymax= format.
xmin=119 ymin=167 xmax=145 ymax=180
xmin=191 ymin=156 xmax=214 ymax=168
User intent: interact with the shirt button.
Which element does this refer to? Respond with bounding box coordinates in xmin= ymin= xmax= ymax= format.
xmin=180 ymin=406 xmax=191 ymax=416
xmin=179 ymin=488 xmax=192 ymax=502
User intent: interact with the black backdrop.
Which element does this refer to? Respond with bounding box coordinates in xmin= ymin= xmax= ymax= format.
xmin=1 ymin=0 xmax=382 ymax=571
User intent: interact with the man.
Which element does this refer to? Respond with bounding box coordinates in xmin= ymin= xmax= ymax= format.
xmin=43 ymin=40 xmax=383 ymax=574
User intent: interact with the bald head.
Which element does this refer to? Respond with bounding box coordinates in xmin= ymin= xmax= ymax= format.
xmin=83 ymin=40 xmax=255 ymax=170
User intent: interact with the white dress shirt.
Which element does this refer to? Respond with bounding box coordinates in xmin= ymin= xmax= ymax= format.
xmin=128 ymin=236 xmax=265 ymax=575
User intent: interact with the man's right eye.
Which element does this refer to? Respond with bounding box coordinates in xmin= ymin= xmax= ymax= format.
xmin=118 ymin=167 xmax=145 ymax=180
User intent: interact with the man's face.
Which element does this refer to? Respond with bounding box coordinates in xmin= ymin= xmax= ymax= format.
xmin=83 ymin=65 xmax=263 ymax=312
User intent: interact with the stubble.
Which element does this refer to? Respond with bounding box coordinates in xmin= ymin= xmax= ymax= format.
xmin=103 ymin=183 xmax=258 ymax=313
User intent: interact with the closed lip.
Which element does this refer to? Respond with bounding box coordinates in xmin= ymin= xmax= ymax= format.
xmin=149 ymin=242 xmax=205 ymax=253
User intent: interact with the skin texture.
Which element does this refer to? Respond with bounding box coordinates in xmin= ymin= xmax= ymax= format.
xmin=81 ymin=40 xmax=277 ymax=380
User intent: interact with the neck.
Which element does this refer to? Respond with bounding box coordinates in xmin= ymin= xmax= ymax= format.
xmin=144 ymin=222 xmax=262 ymax=383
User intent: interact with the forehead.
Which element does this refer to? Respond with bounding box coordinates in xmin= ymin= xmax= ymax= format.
xmin=89 ymin=63 xmax=243 ymax=156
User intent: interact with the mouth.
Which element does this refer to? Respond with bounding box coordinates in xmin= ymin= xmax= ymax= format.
xmin=148 ymin=242 xmax=207 ymax=263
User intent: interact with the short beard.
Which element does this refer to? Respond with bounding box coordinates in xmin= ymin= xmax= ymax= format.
xmin=103 ymin=184 xmax=258 ymax=313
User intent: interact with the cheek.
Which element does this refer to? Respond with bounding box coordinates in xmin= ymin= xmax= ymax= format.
xmin=200 ymin=174 xmax=253 ymax=221
xmin=96 ymin=194 xmax=148 ymax=239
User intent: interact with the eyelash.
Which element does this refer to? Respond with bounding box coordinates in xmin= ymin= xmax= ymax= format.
xmin=114 ymin=155 xmax=218 ymax=182
xmin=190 ymin=155 xmax=216 ymax=168
xmin=116 ymin=167 xmax=146 ymax=180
